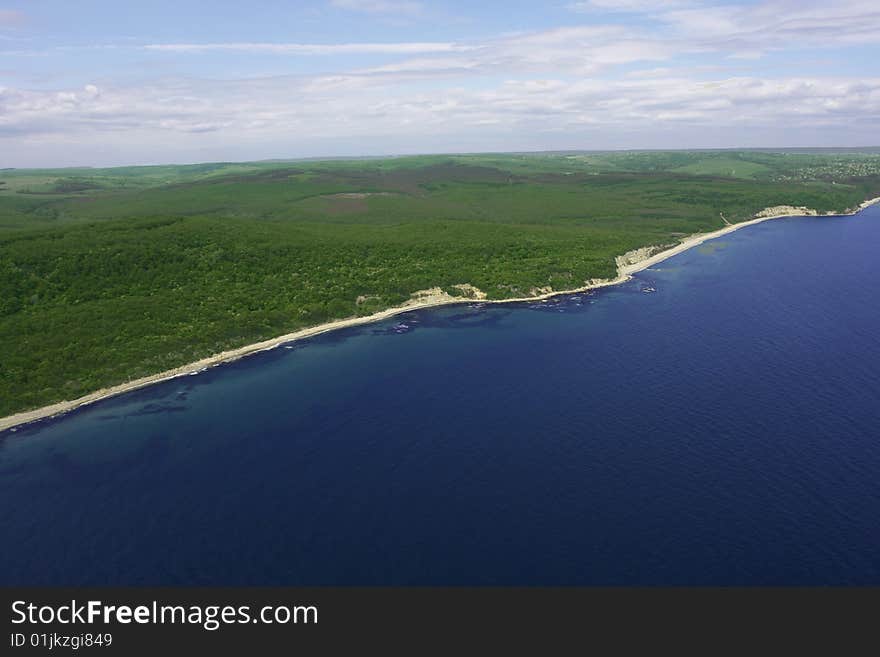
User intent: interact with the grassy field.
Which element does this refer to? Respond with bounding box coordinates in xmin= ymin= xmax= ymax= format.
xmin=2 ymin=149 xmax=880 ymax=416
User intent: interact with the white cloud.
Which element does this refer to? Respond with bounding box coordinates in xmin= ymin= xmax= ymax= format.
xmin=347 ymin=25 xmax=681 ymax=78
xmin=330 ymin=0 xmax=424 ymax=16
xmin=567 ymin=0 xmax=880 ymax=54
xmin=5 ymin=0 xmax=880 ymax=164
xmin=144 ymin=41 xmax=467 ymax=55
xmin=139 ymin=26 xmax=678 ymax=79
xmin=139 ymin=1 xmax=880 ymax=75
xmin=662 ymin=0 xmax=880 ymax=49
xmin=3 ymin=73 xmax=877 ymax=145
xmin=567 ymin=0 xmax=690 ymax=12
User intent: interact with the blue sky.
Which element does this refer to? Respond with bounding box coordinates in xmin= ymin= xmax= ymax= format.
xmin=2 ymin=0 xmax=879 ymax=166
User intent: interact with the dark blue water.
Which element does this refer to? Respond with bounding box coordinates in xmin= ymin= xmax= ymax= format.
xmin=3 ymin=207 xmax=880 ymax=585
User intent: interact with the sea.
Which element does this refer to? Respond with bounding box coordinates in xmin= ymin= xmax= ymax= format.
xmin=2 ymin=205 xmax=879 ymax=585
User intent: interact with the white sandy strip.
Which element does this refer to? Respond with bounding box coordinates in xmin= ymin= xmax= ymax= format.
xmin=2 ymin=197 xmax=878 ymax=433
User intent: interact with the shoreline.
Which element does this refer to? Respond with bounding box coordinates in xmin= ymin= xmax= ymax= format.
xmin=3 ymin=195 xmax=879 ymax=433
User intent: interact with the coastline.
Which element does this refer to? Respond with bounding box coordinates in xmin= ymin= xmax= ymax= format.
xmin=3 ymin=195 xmax=878 ymax=434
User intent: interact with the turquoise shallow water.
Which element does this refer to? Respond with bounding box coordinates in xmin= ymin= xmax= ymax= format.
xmin=2 ymin=205 xmax=880 ymax=585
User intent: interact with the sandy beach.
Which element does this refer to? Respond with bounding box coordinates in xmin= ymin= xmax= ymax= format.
xmin=2 ymin=196 xmax=878 ymax=433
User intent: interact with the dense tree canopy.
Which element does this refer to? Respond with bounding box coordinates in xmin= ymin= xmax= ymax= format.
xmin=2 ymin=151 xmax=879 ymax=415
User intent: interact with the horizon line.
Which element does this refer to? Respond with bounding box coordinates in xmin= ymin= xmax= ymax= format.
xmin=5 ymin=145 xmax=880 ymax=171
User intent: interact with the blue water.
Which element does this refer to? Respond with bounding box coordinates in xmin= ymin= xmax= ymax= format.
xmin=3 ymin=207 xmax=880 ymax=585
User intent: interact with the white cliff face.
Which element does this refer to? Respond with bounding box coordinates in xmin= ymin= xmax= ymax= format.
xmin=615 ymin=244 xmax=667 ymax=270
xmin=753 ymin=197 xmax=880 ymax=219
xmin=451 ymin=283 xmax=488 ymax=300
xmin=754 ymin=205 xmax=820 ymax=219
xmin=407 ymin=284 xmax=488 ymax=305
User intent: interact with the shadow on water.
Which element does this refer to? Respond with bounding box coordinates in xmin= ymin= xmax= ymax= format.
xmin=43 ymin=432 xmax=172 ymax=483
xmin=0 ymin=383 xmax=198 ymax=442
xmin=370 ymin=305 xmax=514 ymax=336
xmin=0 ymin=430 xmax=173 ymax=486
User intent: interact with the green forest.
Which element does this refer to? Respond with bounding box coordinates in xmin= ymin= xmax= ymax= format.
xmin=3 ymin=149 xmax=880 ymax=416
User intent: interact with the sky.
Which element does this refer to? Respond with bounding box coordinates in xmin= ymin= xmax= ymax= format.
xmin=1 ymin=0 xmax=879 ymax=167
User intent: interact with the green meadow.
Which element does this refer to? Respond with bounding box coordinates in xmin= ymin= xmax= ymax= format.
xmin=2 ymin=150 xmax=880 ymax=416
